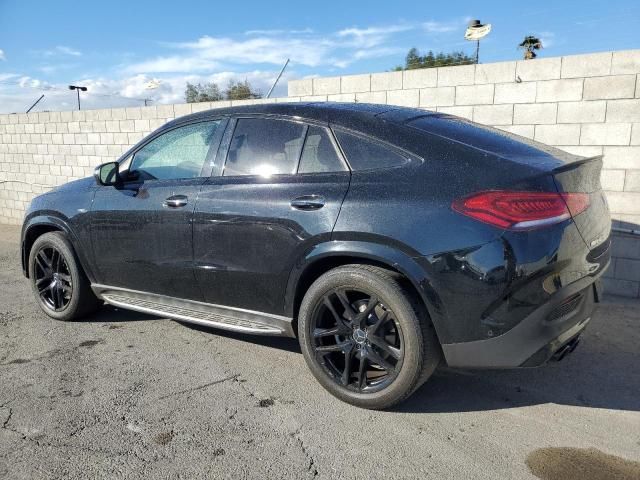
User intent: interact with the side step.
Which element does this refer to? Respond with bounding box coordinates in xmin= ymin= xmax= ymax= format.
xmin=92 ymin=285 xmax=295 ymax=337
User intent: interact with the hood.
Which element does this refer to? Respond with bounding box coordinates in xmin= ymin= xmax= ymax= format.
xmin=47 ymin=176 xmax=95 ymax=194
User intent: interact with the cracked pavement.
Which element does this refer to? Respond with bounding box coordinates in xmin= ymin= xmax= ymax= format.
xmin=1 ymin=226 xmax=639 ymax=479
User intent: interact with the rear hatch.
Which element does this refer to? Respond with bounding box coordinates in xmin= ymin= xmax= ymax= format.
xmin=553 ymin=156 xmax=611 ymax=252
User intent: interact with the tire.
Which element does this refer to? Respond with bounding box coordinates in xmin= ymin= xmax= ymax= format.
xmin=298 ymin=264 xmax=441 ymax=410
xmin=28 ymin=231 xmax=101 ymax=321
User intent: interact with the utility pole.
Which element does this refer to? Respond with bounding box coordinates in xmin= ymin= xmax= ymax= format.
xmin=26 ymin=94 xmax=45 ymax=113
xmin=68 ymin=85 xmax=87 ymax=110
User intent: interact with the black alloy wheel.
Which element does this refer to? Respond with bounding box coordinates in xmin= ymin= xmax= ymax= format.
xmin=33 ymin=246 xmax=73 ymax=311
xmin=311 ymin=288 xmax=404 ymax=393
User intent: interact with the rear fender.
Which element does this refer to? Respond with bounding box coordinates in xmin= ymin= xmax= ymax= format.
xmin=285 ymin=240 xmax=447 ymax=343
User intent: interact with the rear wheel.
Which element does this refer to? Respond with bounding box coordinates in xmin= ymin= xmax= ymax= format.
xmin=298 ymin=264 xmax=441 ymax=409
xmin=28 ymin=232 xmax=101 ymax=321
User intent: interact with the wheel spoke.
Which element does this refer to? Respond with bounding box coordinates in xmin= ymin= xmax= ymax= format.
xmin=313 ymin=326 xmax=343 ymax=338
xmin=35 ymin=277 xmax=50 ymax=293
xmin=323 ymin=297 xmax=349 ymax=328
xmin=58 ymin=273 xmax=71 ymax=283
xmin=356 ymin=296 xmax=378 ymax=327
xmin=315 ymin=341 xmax=351 ymax=354
xmin=370 ymin=310 xmax=390 ymax=334
xmin=366 ymin=347 xmax=394 ymax=372
xmin=369 ymin=335 xmax=401 ymax=360
xmin=55 ymin=284 xmax=65 ymax=309
xmin=341 ymin=344 xmax=356 ymax=385
xmin=357 ymin=353 xmax=367 ymax=390
xmin=35 ymin=252 xmax=49 ymax=273
xmin=335 ymin=290 xmax=356 ymax=321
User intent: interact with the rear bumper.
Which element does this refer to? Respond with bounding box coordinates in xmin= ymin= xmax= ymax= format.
xmin=441 ymin=276 xmax=601 ymax=369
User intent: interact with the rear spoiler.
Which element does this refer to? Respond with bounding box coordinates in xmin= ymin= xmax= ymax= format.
xmin=552 ymin=155 xmax=603 ymax=174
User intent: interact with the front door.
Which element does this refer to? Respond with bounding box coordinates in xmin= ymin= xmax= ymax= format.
xmin=193 ymin=117 xmax=351 ymax=315
xmin=90 ymin=118 xmax=226 ymax=301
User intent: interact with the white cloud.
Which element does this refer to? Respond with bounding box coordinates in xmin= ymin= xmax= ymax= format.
xmin=40 ymin=45 xmax=82 ymax=57
xmin=538 ymin=31 xmax=555 ymax=48
xmin=0 ymin=49 xmax=5 ymax=61
xmin=422 ymin=18 xmax=470 ymax=34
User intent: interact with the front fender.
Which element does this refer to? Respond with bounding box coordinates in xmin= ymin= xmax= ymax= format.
xmin=21 ymin=213 xmax=96 ymax=282
xmin=284 ymin=240 xmax=447 ymax=343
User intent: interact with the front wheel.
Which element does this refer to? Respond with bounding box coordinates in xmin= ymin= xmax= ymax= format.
xmin=298 ymin=265 xmax=441 ymax=410
xmin=28 ymin=232 xmax=101 ymax=321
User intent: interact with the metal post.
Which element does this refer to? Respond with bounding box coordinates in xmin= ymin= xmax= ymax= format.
xmin=266 ymin=58 xmax=290 ymax=98
xmin=476 ymin=40 xmax=480 ymax=64
xmin=76 ymin=89 xmax=81 ymax=110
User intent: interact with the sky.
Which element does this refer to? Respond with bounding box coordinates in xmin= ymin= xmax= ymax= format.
xmin=0 ymin=0 xmax=638 ymax=113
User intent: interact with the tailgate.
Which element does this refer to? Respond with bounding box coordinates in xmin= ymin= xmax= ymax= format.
xmin=553 ymin=156 xmax=611 ymax=251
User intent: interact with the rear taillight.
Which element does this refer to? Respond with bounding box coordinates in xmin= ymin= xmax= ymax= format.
xmin=452 ymin=191 xmax=590 ymax=230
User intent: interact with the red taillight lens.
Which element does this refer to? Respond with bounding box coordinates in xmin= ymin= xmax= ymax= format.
xmin=452 ymin=191 xmax=590 ymax=230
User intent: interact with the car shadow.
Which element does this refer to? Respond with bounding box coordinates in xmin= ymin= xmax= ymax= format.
xmin=82 ymin=304 xmax=159 ymax=323
xmin=395 ymin=337 xmax=640 ymax=413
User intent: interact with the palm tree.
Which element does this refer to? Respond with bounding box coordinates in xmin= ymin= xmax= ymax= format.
xmin=518 ymin=36 xmax=543 ymax=60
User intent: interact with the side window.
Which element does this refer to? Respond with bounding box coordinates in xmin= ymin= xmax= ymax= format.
xmin=334 ymin=130 xmax=409 ymax=171
xmin=298 ymin=126 xmax=346 ymax=174
xmin=131 ymin=120 xmax=221 ymax=180
xmin=224 ymin=118 xmax=305 ymax=176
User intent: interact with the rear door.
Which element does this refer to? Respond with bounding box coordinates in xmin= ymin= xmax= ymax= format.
xmin=193 ymin=117 xmax=350 ymax=315
xmin=90 ymin=118 xmax=227 ymax=300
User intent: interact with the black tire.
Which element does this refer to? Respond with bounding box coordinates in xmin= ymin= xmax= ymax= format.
xmin=28 ymin=231 xmax=101 ymax=321
xmin=298 ymin=264 xmax=441 ymax=409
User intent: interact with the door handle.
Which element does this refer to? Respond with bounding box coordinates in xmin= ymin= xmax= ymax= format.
xmin=163 ymin=194 xmax=188 ymax=208
xmin=290 ymin=195 xmax=325 ymax=211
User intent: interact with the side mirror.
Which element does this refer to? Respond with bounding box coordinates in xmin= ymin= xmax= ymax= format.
xmin=94 ymin=161 xmax=121 ymax=186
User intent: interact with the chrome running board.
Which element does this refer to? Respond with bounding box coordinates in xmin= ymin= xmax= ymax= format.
xmin=92 ymin=284 xmax=295 ymax=337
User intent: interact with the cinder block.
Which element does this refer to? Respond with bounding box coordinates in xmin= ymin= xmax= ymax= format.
xmin=513 ymin=103 xmax=557 ymax=125
xmin=134 ymin=119 xmax=150 ymax=132
xmin=387 ymin=89 xmax=419 ymax=107
xmin=437 ymin=64 xmax=475 ymax=86
xmin=327 ymin=93 xmax=356 ymax=102
xmin=436 ymin=106 xmax=473 ymax=120
xmin=581 ymin=123 xmax=632 ymax=145
xmin=173 ymin=104 xmax=193 ymax=118
xmin=600 ymin=169 xmax=626 ymax=191
xmin=561 ymin=52 xmax=612 ymax=78
xmin=606 ymin=99 xmax=640 ymax=123
xmin=371 ymin=71 xmax=402 ymax=91
xmin=125 ymin=108 xmax=142 ymax=120
xmin=516 ymin=57 xmax=561 ymax=81
xmin=111 ymin=108 xmax=127 ymax=120
xmin=299 ymin=95 xmax=327 ymax=102
xmin=611 ymin=50 xmax=640 ymax=74
xmin=140 ymin=106 xmax=157 ymax=119
xmin=602 ymin=277 xmax=639 ymax=298
xmin=606 ymin=191 xmax=640 ymax=214
xmin=156 ymin=104 xmax=175 ymax=118
xmin=583 ymin=75 xmax=636 ymax=100
xmin=557 ymin=101 xmax=606 ymax=123
xmin=313 ymin=76 xmax=341 ymax=95
xmin=632 ymin=124 xmax=640 ymax=145
xmin=473 ymin=104 xmax=513 ymax=125
xmin=475 ymin=61 xmax=515 ymax=84
xmin=105 ymin=120 xmax=120 ymax=133
xmin=288 ymin=79 xmax=313 ymax=96
xmin=496 ymin=125 xmax=535 ymax=139
xmin=455 ymin=84 xmax=494 ymax=105
xmin=356 ymin=91 xmax=386 ymax=104
xmin=534 ymin=124 xmax=581 ymax=145
xmin=556 ymin=145 xmax=602 ymax=157
xmin=420 ymin=87 xmax=455 ymax=107
xmin=624 ymin=170 xmax=640 ymax=192
xmin=403 ymin=69 xmax=437 ymax=89
xmin=494 ymin=82 xmax=536 ymax=104
xmin=99 ymin=133 xmax=114 ymax=144
xmin=191 ymin=102 xmax=213 ymax=112
xmin=536 ymin=79 xmax=583 ymax=102
xmin=341 ymin=74 xmax=371 ymax=93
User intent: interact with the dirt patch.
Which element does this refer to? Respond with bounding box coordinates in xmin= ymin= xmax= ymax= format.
xmin=78 ymin=340 xmax=103 ymax=348
xmin=6 ymin=358 xmax=30 ymax=365
xmin=153 ymin=431 xmax=175 ymax=445
xmin=213 ymin=448 xmax=225 ymax=457
xmin=526 ymin=447 xmax=640 ymax=480
xmin=258 ymin=398 xmax=274 ymax=408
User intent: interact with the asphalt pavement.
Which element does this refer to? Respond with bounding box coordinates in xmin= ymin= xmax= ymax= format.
xmin=1 ymin=225 xmax=639 ymax=479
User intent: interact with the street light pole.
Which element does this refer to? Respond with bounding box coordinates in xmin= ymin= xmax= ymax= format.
xmin=68 ymin=85 xmax=88 ymax=110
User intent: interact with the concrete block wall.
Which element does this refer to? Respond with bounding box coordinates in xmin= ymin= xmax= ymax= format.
xmin=1 ymin=50 xmax=640 ymax=297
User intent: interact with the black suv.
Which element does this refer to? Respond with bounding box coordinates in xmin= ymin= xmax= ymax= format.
xmin=21 ymin=103 xmax=611 ymax=409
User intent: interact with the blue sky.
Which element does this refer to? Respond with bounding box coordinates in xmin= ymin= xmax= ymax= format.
xmin=0 ymin=0 xmax=638 ymax=113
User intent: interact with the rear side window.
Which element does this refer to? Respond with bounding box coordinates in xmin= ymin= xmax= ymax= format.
xmin=298 ymin=126 xmax=345 ymax=174
xmin=334 ymin=130 xmax=409 ymax=171
xmin=224 ymin=118 xmax=306 ymax=176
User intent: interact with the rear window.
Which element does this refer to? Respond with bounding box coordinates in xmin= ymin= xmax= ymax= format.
xmin=334 ymin=130 xmax=409 ymax=171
